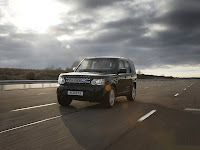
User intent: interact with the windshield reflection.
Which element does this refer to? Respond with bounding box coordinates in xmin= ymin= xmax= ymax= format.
xmin=76 ymin=58 xmax=117 ymax=74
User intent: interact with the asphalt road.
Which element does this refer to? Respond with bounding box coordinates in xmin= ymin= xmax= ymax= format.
xmin=0 ymin=79 xmax=200 ymax=150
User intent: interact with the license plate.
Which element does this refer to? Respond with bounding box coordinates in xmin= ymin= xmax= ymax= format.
xmin=67 ymin=91 xmax=83 ymax=96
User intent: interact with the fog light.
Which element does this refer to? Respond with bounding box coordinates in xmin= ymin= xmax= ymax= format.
xmin=105 ymin=85 xmax=111 ymax=91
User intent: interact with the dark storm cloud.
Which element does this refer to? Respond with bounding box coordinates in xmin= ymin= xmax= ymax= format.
xmin=60 ymin=0 xmax=126 ymax=9
xmin=104 ymin=17 xmax=145 ymax=29
xmin=1 ymin=0 xmax=200 ymax=74
xmin=151 ymin=0 xmax=200 ymax=47
xmin=53 ymin=17 xmax=96 ymax=36
xmin=78 ymin=0 xmax=121 ymax=8
xmin=161 ymin=9 xmax=200 ymax=29
xmin=0 ymin=30 xmax=75 ymax=69
xmin=71 ymin=0 xmax=200 ymax=68
xmin=94 ymin=17 xmax=148 ymax=44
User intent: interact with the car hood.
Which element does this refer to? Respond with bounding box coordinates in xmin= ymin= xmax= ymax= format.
xmin=60 ymin=72 xmax=116 ymax=77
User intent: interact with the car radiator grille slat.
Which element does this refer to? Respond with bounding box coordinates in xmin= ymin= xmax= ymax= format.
xmin=64 ymin=75 xmax=91 ymax=84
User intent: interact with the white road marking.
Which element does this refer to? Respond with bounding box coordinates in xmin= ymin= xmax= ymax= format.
xmin=174 ymin=93 xmax=179 ymax=97
xmin=11 ymin=103 xmax=57 ymax=112
xmin=138 ymin=110 xmax=156 ymax=122
xmin=37 ymin=93 xmax=46 ymax=95
xmin=0 ymin=115 xmax=62 ymax=134
xmin=184 ymin=108 xmax=200 ymax=112
xmin=184 ymin=88 xmax=187 ymax=91
xmin=190 ymin=83 xmax=194 ymax=86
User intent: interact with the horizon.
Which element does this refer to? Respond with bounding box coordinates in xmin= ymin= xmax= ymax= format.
xmin=0 ymin=67 xmax=200 ymax=78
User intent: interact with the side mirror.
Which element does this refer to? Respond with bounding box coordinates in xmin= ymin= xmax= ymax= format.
xmin=73 ymin=67 xmax=77 ymax=71
xmin=118 ymin=68 xmax=127 ymax=74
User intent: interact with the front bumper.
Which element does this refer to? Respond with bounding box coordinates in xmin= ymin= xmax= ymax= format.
xmin=57 ymin=84 xmax=107 ymax=102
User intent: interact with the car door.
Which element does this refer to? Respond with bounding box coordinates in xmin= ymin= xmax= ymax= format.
xmin=124 ymin=60 xmax=132 ymax=93
xmin=116 ymin=59 xmax=127 ymax=95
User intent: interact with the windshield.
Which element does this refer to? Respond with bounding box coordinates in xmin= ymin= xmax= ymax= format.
xmin=76 ymin=58 xmax=117 ymax=73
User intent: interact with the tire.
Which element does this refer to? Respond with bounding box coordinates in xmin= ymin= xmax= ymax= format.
xmin=103 ymin=86 xmax=116 ymax=108
xmin=57 ymin=94 xmax=72 ymax=106
xmin=127 ymin=85 xmax=136 ymax=101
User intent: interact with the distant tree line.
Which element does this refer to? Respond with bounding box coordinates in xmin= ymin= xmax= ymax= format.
xmin=137 ymin=70 xmax=174 ymax=79
xmin=137 ymin=74 xmax=174 ymax=79
xmin=0 ymin=68 xmax=72 ymax=80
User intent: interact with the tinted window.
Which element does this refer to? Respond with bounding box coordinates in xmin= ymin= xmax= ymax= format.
xmin=76 ymin=58 xmax=117 ymax=73
xmin=128 ymin=60 xmax=136 ymax=74
xmin=124 ymin=61 xmax=131 ymax=73
xmin=119 ymin=60 xmax=125 ymax=69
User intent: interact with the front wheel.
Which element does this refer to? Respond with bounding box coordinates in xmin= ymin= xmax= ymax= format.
xmin=57 ymin=95 xmax=72 ymax=106
xmin=103 ymin=87 xmax=116 ymax=108
xmin=127 ymin=85 xmax=136 ymax=101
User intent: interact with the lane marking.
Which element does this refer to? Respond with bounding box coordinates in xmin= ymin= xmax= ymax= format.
xmin=11 ymin=103 xmax=57 ymax=112
xmin=36 ymin=92 xmax=55 ymax=95
xmin=184 ymin=108 xmax=200 ymax=112
xmin=138 ymin=110 xmax=156 ymax=122
xmin=174 ymin=93 xmax=179 ymax=97
xmin=0 ymin=115 xmax=62 ymax=134
xmin=184 ymin=88 xmax=186 ymax=91
xmin=190 ymin=82 xmax=195 ymax=86
xmin=37 ymin=93 xmax=46 ymax=95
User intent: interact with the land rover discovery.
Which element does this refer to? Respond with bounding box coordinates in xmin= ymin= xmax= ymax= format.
xmin=57 ymin=57 xmax=137 ymax=108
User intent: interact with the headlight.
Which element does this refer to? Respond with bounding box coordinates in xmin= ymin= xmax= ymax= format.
xmin=58 ymin=76 xmax=65 ymax=84
xmin=91 ymin=79 xmax=105 ymax=85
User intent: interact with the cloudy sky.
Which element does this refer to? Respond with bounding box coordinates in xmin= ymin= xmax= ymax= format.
xmin=0 ymin=0 xmax=200 ymax=77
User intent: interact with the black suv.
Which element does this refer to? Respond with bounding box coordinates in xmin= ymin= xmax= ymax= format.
xmin=57 ymin=57 xmax=137 ymax=108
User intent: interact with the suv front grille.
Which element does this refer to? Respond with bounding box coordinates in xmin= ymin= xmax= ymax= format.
xmin=65 ymin=78 xmax=90 ymax=84
xmin=64 ymin=75 xmax=91 ymax=84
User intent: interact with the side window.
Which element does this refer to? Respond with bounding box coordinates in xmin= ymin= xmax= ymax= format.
xmin=119 ymin=60 xmax=125 ymax=69
xmin=124 ymin=61 xmax=131 ymax=73
xmin=129 ymin=60 xmax=136 ymax=74
xmin=91 ymin=61 xmax=97 ymax=69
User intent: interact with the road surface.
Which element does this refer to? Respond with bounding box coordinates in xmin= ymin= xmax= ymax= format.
xmin=1 ymin=79 xmax=200 ymax=150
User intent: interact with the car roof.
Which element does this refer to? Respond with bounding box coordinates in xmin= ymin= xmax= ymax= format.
xmin=85 ymin=56 xmax=127 ymax=59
